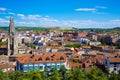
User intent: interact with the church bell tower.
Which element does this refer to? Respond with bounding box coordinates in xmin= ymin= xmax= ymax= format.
xmin=7 ymin=17 xmax=18 ymax=55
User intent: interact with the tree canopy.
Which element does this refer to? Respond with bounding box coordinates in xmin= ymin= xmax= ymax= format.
xmin=0 ymin=67 xmax=120 ymax=80
xmin=65 ymin=44 xmax=82 ymax=48
xmin=0 ymin=41 xmax=6 ymax=46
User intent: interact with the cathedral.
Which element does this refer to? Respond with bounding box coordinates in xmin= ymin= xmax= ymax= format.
xmin=7 ymin=17 xmax=18 ymax=55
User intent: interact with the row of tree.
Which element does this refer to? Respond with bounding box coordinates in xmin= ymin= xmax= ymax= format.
xmin=65 ymin=44 xmax=82 ymax=48
xmin=0 ymin=67 xmax=120 ymax=80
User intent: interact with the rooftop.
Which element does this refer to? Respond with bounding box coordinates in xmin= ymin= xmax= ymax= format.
xmin=16 ymin=53 xmax=67 ymax=64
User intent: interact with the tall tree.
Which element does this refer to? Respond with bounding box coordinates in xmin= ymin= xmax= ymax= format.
xmin=23 ymin=70 xmax=43 ymax=80
xmin=49 ymin=68 xmax=62 ymax=80
xmin=109 ymin=71 xmax=119 ymax=80
xmin=0 ymin=69 xmax=9 ymax=80
xmin=88 ymin=67 xmax=108 ymax=80
xmin=69 ymin=68 xmax=88 ymax=80
xmin=9 ymin=70 xmax=24 ymax=80
xmin=59 ymin=66 xmax=67 ymax=80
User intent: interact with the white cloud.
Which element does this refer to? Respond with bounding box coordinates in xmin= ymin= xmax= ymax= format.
xmin=92 ymin=11 xmax=105 ymax=14
xmin=16 ymin=21 xmax=36 ymax=26
xmin=0 ymin=18 xmax=9 ymax=26
xmin=0 ymin=13 xmax=120 ymax=28
xmin=17 ymin=14 xmax=25 ymax=17
xmin=17 ymin=14 xmax=42 ymax=20
xmin=96 ymin=6 xmax=107 ymax=9
xmin=27 ymin=14 xmax=41 ymax=20
xmin=8 ymin=12 xmax=15 ymax=15
xmin=75 ymin=6 xmax=107 ymax=14
xmin=75 ymin=8 xmax=97 ymax=11
xmin=5 ymin=16 xmax=10 ymax=19
xmin=110 ymin=19 xmax=120 ymax=22
xmin=40 ymin=19 xmax=120 ymax=28
xmin=0 ymin=7 xmax=7 ymax=11
xmin=0 ymin=18 xmax=8 ymax=22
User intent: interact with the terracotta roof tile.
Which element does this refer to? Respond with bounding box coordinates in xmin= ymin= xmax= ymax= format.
xmin=109 ymin=58 xmax=120 ymax=63
xmin=0 ymin=62 xmax=15 ymax=69
xmin=16 ymin=53 xmax=67 ymax=64
xmin=67 ymin=61 xmax=82 ymax=68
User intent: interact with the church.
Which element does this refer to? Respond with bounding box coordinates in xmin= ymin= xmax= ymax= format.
xmin=7 ymin=17 xmax=18 ymax=55
xmin=0 ymin=17 xmax=18 ymax=55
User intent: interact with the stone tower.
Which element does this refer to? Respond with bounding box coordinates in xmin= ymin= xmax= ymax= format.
xmin=7 ymin=17 xmax=18 ymax=56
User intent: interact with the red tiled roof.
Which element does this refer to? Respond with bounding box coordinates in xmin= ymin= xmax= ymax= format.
xmin=82 ymin=54 xmax=104 ymax=65
xmin=109 ymin=58 xmax=120 ymax=63
xmin=0 ymin=62 xmax=15 ymax=69
xmin=82 ymin=46 xmax=91 ymax=49
xmin=16 ymin=53 xmax=67 ymax=64
xmin=72 ymin=53 xmax=80 ymax=59
xmin=78 ymin=33 xmax=87 ymax=38
xmin=67 ymin=61 xmax=82 ymax=68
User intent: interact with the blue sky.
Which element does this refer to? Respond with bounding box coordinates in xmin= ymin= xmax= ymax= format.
xmin=0 ymin=0 xmax=120 ymax=28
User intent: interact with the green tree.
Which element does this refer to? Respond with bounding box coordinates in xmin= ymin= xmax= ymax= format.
xmin=70 ymin=68 xmax=88 ymax=80
xmin=59 ymin=66 xmax=67 ymax=80
xmin=117 ymin=70 xmax=120 ymax=80
xmin=9 ymin=70 xmax=24 ymax=80
xmin=0 ymin=41 xmax=6 ymax=46
xmin=28 ymin=44 xmax=36 ymax=48
xmin=0 ymin=69 xmax=9 ymax=80
xmin=23 ymin=70 xmax=43 ymax=80
xmin=71 ymin=59 xmax=79 ymax=63
xmin=109 ymin=71 xmax=119 ymax=80
xmin=49 ymin=68 xmax=62 ymax=80
xmin=40 ymin=70 xmax=47 ymax=80
xmin=100 ymin=39 xmax=106 ymax=46
xmin=65 ymin=44 xmax=82 ymax=48
xmin=88 ymin=67 xmax=108 ymax=80
xmin=116 ymin=44 xmax=120 ymax=49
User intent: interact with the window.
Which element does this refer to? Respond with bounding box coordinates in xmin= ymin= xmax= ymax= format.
xmin=47 ymin=66 xmax=50 ymax=68
xmin=57 ymin=65 xmax=60 ymax=69
xmin=114 ymin=63 xmax=117 ymax=67
xmin=46 ymin=57 xmax=50 ymax=61
xmin=51 ymin=59 xmax=54 ymax=61
xmin=40 ymin=66 xmax=42 ymax=69
xmin=89 ymin=65 xmax=92 ymax=67
xmin=35 ymin=59 xmax=37 ymax=61
xmin=114 ymin=68 xmax=116 ymax=71
xmin=29 ymin=66 xmax=33 ymax=70
xmin=24 ymin=67 xmax=28 ymax=71
xmin=60 ymin=56 xmax=64 ymax=60
xmin=39 ymin=57 xmax=42 ymax=61
xmin=34 ymin=66 xmax=38 ymax=70
xmin=52 ymin=65 xmax=55 ymax=68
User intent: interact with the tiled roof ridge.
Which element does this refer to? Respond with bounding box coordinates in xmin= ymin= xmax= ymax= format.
xmin=16 ymin=53 xmax=67 ymax=64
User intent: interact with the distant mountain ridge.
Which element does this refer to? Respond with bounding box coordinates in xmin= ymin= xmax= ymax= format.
xmin=113 ymin=27 xmax=120 ymax=30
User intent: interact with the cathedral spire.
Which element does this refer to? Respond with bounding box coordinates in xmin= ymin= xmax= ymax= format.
xmin=9 ymin=16 xmax=15 ymax=35
xmin=7 ymin=17 xmax=18 ymax=55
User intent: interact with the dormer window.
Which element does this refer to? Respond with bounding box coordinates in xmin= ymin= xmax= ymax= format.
xmin=35 ymin=59 xmax=37 ymax=61
xmin=60 ymin=56 xmax=64 ymax=60
xmin=51 ymin=58 xmax=54 ymax=61
xmin=46 ymin=57 xmax=50 ymax=61
xmin=39 ymin=57 xmax=42 ymax=61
